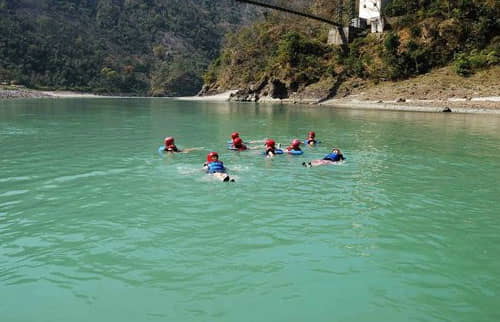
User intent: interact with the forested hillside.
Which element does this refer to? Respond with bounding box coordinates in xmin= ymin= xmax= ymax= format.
xmin=0 ymin=0 xmax=259 ymax=96
xmin=202 ymin=0 xmax=499 ymax=101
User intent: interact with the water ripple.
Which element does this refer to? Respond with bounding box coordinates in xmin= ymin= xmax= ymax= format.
xmin=1 ymin=99 xmax=500 ymax=322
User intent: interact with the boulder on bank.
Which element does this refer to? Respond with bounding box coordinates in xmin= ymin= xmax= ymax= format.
xmin=227 ymin=75 xmax=345 ymax=104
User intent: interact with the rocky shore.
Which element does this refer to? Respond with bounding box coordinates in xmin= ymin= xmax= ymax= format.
xmin=0 ymin=88 xmax=51 ymax=99
xmin=0 ymin=87 xmax=102 ymax=99
xmin=196 ymin=66 xmax=500 ymax=114
xmin=320 ymin=98 xmax=500 ymax=114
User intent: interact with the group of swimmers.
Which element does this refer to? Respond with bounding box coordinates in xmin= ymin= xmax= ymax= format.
xmin=160 ymin=131 xmax=345 ymax=182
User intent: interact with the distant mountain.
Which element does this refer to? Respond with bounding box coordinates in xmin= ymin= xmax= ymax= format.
xmin=0 ymin=0 xmax=261 ymax=96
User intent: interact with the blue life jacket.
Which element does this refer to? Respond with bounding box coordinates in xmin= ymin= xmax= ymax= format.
xmin=207 ymin=161 xmax=226 ymax=174
xmin=323 ymin=153 xmax=342 ymax=162
xmin=305 ymin=139 xmax=317 ymax=145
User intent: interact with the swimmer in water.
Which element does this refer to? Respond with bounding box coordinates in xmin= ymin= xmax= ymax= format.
xmin=285 ymin=139 xmax=302 ymax=153
xmin=264 ymin=139 xmax=279 ymax=157
xmin=304 ymin=131 xmax=318 ymax=146
xmin=162 ymin=136 xmax=179 ymax=152
xmin=160 ymin=137 xmax=201 ymax=153
xmin=203 ymin=152 xmax=235 ymax=182
xmin=230 ymin=132 xmax=240 ymax=141
xmin=302 ymin=147 xmax=345 ymax=167
xmin=230 ymin=137 xmax=248 ymax=151
xmin=229 ymin=137 xmax=261 ymax=151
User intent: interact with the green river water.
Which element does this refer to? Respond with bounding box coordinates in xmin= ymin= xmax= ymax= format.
xmin=1 ymin=98 xmax=500 ymax=322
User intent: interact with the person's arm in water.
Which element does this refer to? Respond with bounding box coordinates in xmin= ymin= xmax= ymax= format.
xmin=165 ymin=146 xmax=202 ymax=153
xmin=246 ymin=139 xmax=266 ymax=144
xmin=180 ymin=147 xmax=203 ymax=153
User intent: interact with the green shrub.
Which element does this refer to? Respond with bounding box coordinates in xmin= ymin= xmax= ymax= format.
xmin=486 ymin=50 xmax=499 ymax=65
xmin=468 ymin=50 xmax=488 ymax=68
xmin=276 ymin=32 xmax=327 ymax=68
xmin=384 ymin=33 xmax=400 ymax=54
xmin=203 ymin=70 xmax=217 ymax=84
xmin=454 ymin=53 xmax=472 ymax=76
xmin=343 ymin=38 xmax=367 ymax=77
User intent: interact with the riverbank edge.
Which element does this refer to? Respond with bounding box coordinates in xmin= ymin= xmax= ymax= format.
xmin=0 ymin=88 xmax=103 ymax=99
xmin=3 ymin=88 xmax=499 ymax=115
xmin=180 ymin=91 xmax=500 ymax=115
xmin=319 ymin=99 xmax=500 ymax=114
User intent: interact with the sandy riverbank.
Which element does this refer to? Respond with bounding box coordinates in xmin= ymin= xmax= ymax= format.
xmin=320 ymin=98 xmax=500 ymax=114
xmin=39 ymin=91 xmax=102 ymax=98
xmin=177 ymin=90 xmax=239 ymax=101
xmin=0 ymin=88 xmax=103 ymax=99
xmin=177 ymin=90 xmax=500 ymax=114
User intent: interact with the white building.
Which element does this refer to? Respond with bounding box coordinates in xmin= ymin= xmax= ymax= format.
xmin=359 ymin=0 xmax=390 ymax=33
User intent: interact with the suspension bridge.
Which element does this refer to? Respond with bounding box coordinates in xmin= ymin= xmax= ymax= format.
xmin=235 ymin=0 xmax=360 ymax=45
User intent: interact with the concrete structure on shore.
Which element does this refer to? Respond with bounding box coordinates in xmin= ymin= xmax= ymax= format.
xmin=328 ymin=0 xmax=390 ymax=45
xmin=327 ymin=27 xmax=351 ymax=46
xmin=358 ymin=0 xmax=390 ymax=33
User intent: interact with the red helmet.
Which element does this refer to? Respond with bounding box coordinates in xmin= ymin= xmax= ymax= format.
xmin=233 ymin=137 xmax=243 ymax=146
xmin=265 ymin=139 xmax=276 ymax=147
xmin=207 ymin=152 xmax=219 ymax=163
xmin=291 ymin=139 xmax=301 ymax=147
xmin=308 ymin=131 xmax=315 ymax=138
xmin=231 ymin=132 xmax=240 ymax=139
xmin=164 ymin=136 xmax=174 ymax=146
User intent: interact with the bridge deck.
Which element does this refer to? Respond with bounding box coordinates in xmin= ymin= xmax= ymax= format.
xmin=235 ymin=0 xmax=342 ymax=28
